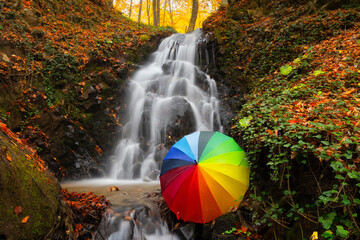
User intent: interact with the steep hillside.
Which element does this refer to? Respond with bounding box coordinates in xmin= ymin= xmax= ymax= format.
xmin=0 ymin=0 xmax=175 ymax=179
xmin=204 ymin=0 xmax=360 ymax=239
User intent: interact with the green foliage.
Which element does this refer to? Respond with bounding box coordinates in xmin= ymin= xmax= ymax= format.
xmin=313 ymin=70 xmax=326 ymax=76
xmin=238 ymin=116 xmax=252 ymax=128
xmin=139 ymin=34 xmax=150 ymax=42
xmin=231 ymin=26 xmax=360 ymax=237
xmin=222 ymin=227 xmax=236 ymax=235
xmin=322 ymin=230 xmax=334 ymax=239
xmin=336 ymin=225 xmax=349 ymax=238
xmin=280 ymin=65 xmax=293 ymax=75
xmin=319 ymin=212 xmax=336 ymax=230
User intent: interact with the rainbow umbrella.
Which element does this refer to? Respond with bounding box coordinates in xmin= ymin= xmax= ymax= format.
xmin=160 ymin=131 xmax=249 ymax=224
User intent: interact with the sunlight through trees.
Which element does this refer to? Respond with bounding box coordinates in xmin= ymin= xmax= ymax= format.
xmin=113 ymin=0 xmax=222 ymax=32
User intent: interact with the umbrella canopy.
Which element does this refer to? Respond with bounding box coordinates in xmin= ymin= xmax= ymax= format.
xmin=160 ymin=131 xmax=249 ymax=223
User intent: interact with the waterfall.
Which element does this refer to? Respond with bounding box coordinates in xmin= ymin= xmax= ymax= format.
xmin=111 ymin=29 xmax=222 ymax=180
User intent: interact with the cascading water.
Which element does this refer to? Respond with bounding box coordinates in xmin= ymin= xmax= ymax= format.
xmin=111 ymin=29 xmax=223 ymax=180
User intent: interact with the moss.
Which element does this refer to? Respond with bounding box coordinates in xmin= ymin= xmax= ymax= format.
xmin=139 ymin=34 xmax=150 ymax=42
xmin=0 ymin=130 xmax=60 ymax=239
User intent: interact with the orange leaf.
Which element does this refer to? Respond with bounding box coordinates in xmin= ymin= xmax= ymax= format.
xmin=6 ymin=154 xmax=12 ymax=162
xmin=240 ymin=225 xmax=247 ymax=232
xmin=22 ymin=216 xmax=29 ymax=223
xmin=14 ymin=206 xmax=22 ymax=215
xmin=288 ymin=118 xmax=300 ymax=124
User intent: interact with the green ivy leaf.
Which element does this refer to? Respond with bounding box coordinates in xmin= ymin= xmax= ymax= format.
xmin=321 ymin=230 xmax=334 ymax=239
xmin=280 ymin=65 xmax=293 ymax=75
xmin=238 ymin=116 xmax=253 ymax=128
xmin=335 ymin=174 xmax=345 ymax=180
xmin=347 ymin=171 xmax=360 ymax=179
xmin=293 ymin=58 xmax=301 ymax=64
xmin=313 ymin=70 xmax=326 ymax=76
xmin=319 ymin=212 xmax=336 ymax=229
xmin=330 ymin=161 xmax=347 ymax=173
xmin=340 ymin=194 xmax=351 ymax=205
xmin=336 ymin=225 xmax=349 ymax=238
xmin=321 ymin=140 xmax=329 ymax=146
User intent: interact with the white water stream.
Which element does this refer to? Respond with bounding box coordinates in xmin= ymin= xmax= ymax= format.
xmin=111 ymin=29 xmax=222 ymax=181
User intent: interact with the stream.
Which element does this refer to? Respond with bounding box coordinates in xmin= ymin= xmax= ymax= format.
xmin=62 ymin=179 xmax=181 ymax=239
xmin=62 ymin=29 xmax=223 ymax=239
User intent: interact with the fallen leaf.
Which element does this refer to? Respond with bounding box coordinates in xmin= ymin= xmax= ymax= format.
xmin=109 ymin=186 xmax=120 ymax=191
xmin=291 ymin=151 xmax=298 ymax=159
xmin=6 ymin=154 xmax=12 ymax=162
xmin=174 ymin=223 xmax=180 ymax=229
xmin=22 ymin=216 xmax=29 ymax=223
xmin=14 ymin=206 xmax=22 ymax=215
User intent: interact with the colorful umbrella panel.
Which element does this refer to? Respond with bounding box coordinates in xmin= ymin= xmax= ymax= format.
xmin=160 ymin=131 xmax=249 ymax=223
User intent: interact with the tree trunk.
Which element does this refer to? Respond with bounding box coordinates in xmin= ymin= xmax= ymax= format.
xmin=129 ymin=0 xmax=133 ymax=18
xmin=152 ymin=0 xmax=159 ymax=26
xmin=138 ymin=0 xmax=143 ymax=23
xmin=146 ymin=0 xmax=150 ymax=25
xmin=156 ymin=0 xmax=160 ymax=26
xmin=169 ymin=0 xmax=174 ymax=26
xmin=187 ymin=0 xmax=198 ymax=32
xmin=162 ymin=0 xmax=167 ymax=25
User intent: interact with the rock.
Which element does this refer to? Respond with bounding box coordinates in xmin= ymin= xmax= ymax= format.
xmin=132 ymin=162 xmax=142 ymax=179
xmin=162 ymin=61 xmax=173 ymax=75
xmin=6 ymin=107 xmax=23 ymax=131
xmin=37 ymin=108 xmax=65 ymax=135
xmin=22 ymin=8 xmax=39 ymax=26
xmin=84 ymin=98 xmax=100 ymax=112
xmin=87 ymin=166 xmax=105 ymax=178
xmin=143 ymin=176 xmax=152 ymax=182
xmin=97 ymin=70 xmax=121 ymax=88
xmin=78 ymin=86 xmax=96 ymax=101
xmin=1 ymin=53 xmax=10 ymax=62
xmin=148 ymin=169 xmax=160 ymax=180
xmin=212 ymin=212 xmax=239 ymax=237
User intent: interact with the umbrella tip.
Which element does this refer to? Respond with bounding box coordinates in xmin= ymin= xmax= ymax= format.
xmin=194 ymin=159 xmax=198 ymax=164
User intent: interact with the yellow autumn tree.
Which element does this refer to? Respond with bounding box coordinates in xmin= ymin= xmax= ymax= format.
xmin=113 ymin=0 xmax=222 ymax=33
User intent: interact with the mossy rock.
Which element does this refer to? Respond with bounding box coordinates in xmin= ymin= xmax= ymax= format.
xmin=212 ymin=212 xmax=239 ymax=237
xmin=0 ymin=128 xmax=60 ymax=239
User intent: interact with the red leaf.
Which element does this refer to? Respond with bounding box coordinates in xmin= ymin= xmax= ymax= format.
xmin=14 ymin=206 xmax=22 ymax=215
